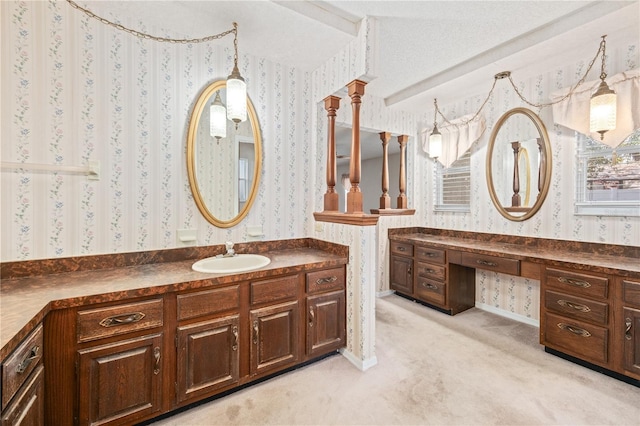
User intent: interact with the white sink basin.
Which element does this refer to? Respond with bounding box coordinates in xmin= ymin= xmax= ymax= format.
xmin=192 ymin=254 xmax=271 ymax=274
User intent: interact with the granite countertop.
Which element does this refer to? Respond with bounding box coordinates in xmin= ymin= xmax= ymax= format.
xmin=1 ymin=245 xmax=348 ymax=360
xmin=390 ymin=232 xmax=640 ymax=276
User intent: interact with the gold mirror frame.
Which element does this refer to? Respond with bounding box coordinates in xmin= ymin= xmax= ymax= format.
xmin=486 ymin=107 xmax=552 ymax=222
xmin=187 ymin=80 xmax=262 ymax=228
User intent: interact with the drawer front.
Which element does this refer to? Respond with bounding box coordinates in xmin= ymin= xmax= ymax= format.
xmin=251 ymin=275 xmax=298 ymax=306
xmin=415 ymin=262 xmax=446 ymax=281
xmin=2 ymin=324 xmax=43 ymax=410
xmin=415 ymin=246 xmax=445 ymax=264
xmin=545 ymin=267 xmax=608 ymax=299
xmin=415 ymin=277 xmax=446 ymax=306
xmin=77 ymin=298 xmax=164 ymax=343
xmin=543 ymin=312 xmax=608 ymax=365
xmin=544 ymin=290 xmax=608 ymax=326
xmin=623 ymin=280 xmax=640 ymax=307
xmin=460 ymin=252 xmax=520 ymax=276
xmin=306 ymin=267 xmax=345 ymax=294
xmin=177 ymin=285 xmax=240 ymax=321
xmin=390 ymin=241 xmax=413 ymax=257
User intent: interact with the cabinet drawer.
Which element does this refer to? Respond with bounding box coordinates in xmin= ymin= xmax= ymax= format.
xmin=543 ymin=312 xmax=608 ymax=365
xmin=251 ymin=275 xmax=298 ymax=306
xmin=177 ymin=285 xmax=240 ymax=321
xmin=623 ymin=280 xmax=640 ymax=307
xmin=2 ymin=324 xmax=43 ymax=410
xmin=545 ymin=267 xmax=608 ymax=299
xmin=390 ymin=241 xmax=413 ymax=257
xmin=415 ymin=246 xmax=445 ymax=264
xmin=460 ymin=252 xmax=520 ymax=275
xmin=416 ymin=262 xmax=446 ymax=281
xmin=77 ymin=298 xmax=164 ymax=343
xmin=1 ymin=365 xmax=44 ymax=425
xmin=415 ymin=277 xmax=446 ymax=306
xmin=306 ymin=267 xmax=345 ymax=294
xmin=544 ymin=290 xmax=608 ymax=326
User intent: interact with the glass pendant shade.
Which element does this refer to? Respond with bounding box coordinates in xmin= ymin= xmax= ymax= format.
xmin=209 ymin=92 xmax=227 ymax=140
xmin=429 ymin=125 xmax=443 ymax=159
xmin=227 ymin=66 xmax=247 ymax=124
xmin=589 ymin=80 xmax=617 ymax=140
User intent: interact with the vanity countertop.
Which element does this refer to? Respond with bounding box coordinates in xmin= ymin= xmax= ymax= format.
xmin=389 ymin=228 xmax=640 ymax=276
xmin=0 ymin=239 xmax=348 ymax=360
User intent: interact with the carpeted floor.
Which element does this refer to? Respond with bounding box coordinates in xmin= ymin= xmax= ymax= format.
xmin=150 ymin=295 xmax=640 ymax=425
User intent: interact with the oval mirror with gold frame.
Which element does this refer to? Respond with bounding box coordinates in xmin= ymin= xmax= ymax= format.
xmin=187 ymin=80 xmax=262 ymax=228
xmin=486 ymin=107 xmax=552 ymax=221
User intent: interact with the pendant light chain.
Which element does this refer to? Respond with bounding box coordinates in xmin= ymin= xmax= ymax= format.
xmin=66 ymin=0 xmax=236 ymax=44
xmin=434 ymin=36 xmax=611 ymax=127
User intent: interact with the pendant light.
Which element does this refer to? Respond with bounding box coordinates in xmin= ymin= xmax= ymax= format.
xmin=589 ymin=35 xmax=616 ymax=140
xmin=429 ymin=99 xmax=442 ymax=159
xmin=227 ymin=22 xmax=247 ymax=125
xmin=210 ymin=91 xmax=227 ymax=141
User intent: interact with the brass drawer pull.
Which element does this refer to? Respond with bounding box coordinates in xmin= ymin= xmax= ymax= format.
xmin=153 ymin=347 xmax=161 ymax=375
xmin=557 ymin=299 xmax=591 ymax=313
xmin=421 ymin=282 xmax=438 ymax=290
xmin=476 ymin=259 xmax=498 ymax=267
xmin=253 ymin=320 xmax=259 ymax=345
xmin=99 ymin=312 xmax=146 ymax=328
xmin=316 ymin=276 xmax=338 ymax=285
xmin=424 ymin=268 xmax=436 ymax=274
xmin=557 ymin=276 xmax=591 ymax=288
xmin=557 ymin=322 xmax=591 ymax=337
xmin=16 ymin=345 xmax=40 ymax=374
xmin=232 ymin=325 xmax=239 ymax=351
xmin=626 ymin=318 xmax=633 ymax=341
xmin=397 ymin=246 xmax=406 ymax=252
xmin=422 ymin=252 xmax=436 ymax=257
xmin=309 ymin=306 xmax=315 ymax=327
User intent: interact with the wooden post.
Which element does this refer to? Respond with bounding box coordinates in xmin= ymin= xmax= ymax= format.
xmin=396 ymin=135 xmax=408 ymax=209
xmin=379 ymin=132 xmax=391 ymax=209
xmin=346 ymin=80 xmax=366 ymax=214
xmin=511 ymin=141 xmax=521 ymax=207
xmin=323 ymin=96 xmax=341 ymax=211
xmin=536 ymin=138 xmax=545 ymax=194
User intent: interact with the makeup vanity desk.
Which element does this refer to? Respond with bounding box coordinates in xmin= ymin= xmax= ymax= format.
xmin=388 ymin=227 xmax=640 ymax=385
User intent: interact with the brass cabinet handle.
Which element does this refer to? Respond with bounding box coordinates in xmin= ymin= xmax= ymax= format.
xmin=422 ymin=252 xmax=436 ymax=257
xmin=557 ymin=276 xmax=591 ymax=288
xmin=232 ymin=325 xmax=239 ymax=351
xmin=252 ymin=320 xmax=259 ymax=345
xmin=16 ymin=345 xmax=40 ymax=374
xmin=626 ymin=318 xmax=633 ymax=341
xmin=309 ymin=306 xmax=315 ymax=327
xmin=557 ymin=322 xmax=591 ymax=337
xmin=316 ymin=276 xmax=337 ymax=285
xmin=99 ymin=312 xmax=146 ymax=328
xmin=407 ymin=267 xmax=412 ymax=275
xmin=153 ymin=346 xmax=161 ymax=375
xmin=425 ymin=268 xmax=436 ymax=274
xmin=397 ymin=246 xmax=406 ymax=252
xmin=476 ymin=259 xmax=498 ymax=267
xmin=421 ymin=282 xmax=438 ymax=290
xmin=557 ymin=299 xmax=591 ymax=313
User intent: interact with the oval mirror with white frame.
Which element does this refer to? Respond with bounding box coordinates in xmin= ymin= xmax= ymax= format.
xmin=187 ymin=80 xmax=262 ymax=228
xmin=486 ymin=107 xmax=552 ymax=221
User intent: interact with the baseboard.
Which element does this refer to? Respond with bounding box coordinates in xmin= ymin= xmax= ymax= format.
xmin=376 ymin=290 xmax=394 ymax=298
xmin=340 ymin=348 xmax=378 ymax=371
xmin=475 ymin=302 xmax=540 ymax=327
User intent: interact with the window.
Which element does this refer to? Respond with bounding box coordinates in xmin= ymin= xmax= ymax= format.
xmin=575 ymin=129 xmax=640 ymax=216
xmin=434 ymin=150 xmax=471 ymax=212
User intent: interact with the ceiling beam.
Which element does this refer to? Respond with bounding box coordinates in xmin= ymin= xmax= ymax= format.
xmin=272 ymin=0 xmax=360 ymax=36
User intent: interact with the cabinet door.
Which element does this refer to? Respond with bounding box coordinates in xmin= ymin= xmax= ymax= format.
xmin=176 ymin=316 xmax=240 ymax=404
xmin=250 ymin=301 xmax=299 ymax=376
xmin=623 ymin=307 xmax=640 ymax=377
xmin=77 ymin=334 xmax=162 ymax=426
xmin=307 ymin=291 xmax=345 ymax=357
xmin=1 ymin=366 xmax=44 ymax=426
xmin=390 ymin=255 xmax=413 ymax=295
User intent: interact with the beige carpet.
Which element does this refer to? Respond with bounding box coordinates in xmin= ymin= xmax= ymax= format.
xmin=150 ymin=295 xmax=640 ymax=425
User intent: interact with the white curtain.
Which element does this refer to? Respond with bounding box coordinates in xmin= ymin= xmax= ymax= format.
xmin=421 ymin=113 xmax=486 ymax=168
xmin=550 ymin=69 xmax=640 ymax=148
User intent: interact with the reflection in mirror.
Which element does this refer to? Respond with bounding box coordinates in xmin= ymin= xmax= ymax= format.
xmin=486 ymin=108 xmax=552 ymax=221
xmin=187 ymin=80 xmax=262 ymax=228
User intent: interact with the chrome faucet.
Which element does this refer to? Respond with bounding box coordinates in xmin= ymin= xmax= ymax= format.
xmin=223 ymin=241 xmax=236 ymax=257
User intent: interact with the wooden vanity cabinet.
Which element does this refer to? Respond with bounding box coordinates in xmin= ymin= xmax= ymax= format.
xmin=1 ymin=325 xmax=44 ymax=426
xmin=389 ymin=241 xmax=413 ymax=295
xmin=621 ymin=279 xmax=640 ymax=379
xmin=306 ymin=267 xmax=346 ymax=357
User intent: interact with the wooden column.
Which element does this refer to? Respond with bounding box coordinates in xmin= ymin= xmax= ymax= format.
xmin=379 ymin=132 xmax=391 ymax=209
xmin=323 ymin=96 xmax=341 ymax=211
xmin=346 ymin=80 xmax=366 ymax=214
xmin=396 ymin=135 xmax=408 ymax=209
xmin=511 ymin=141 xmax=521 ymax=207
xmin=536 ymin=138 xmax=545 ymax=194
